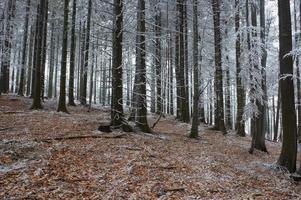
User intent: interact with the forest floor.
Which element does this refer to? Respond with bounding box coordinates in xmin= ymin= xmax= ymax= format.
xmin=0 ymin=95 xmax=300 ymax=200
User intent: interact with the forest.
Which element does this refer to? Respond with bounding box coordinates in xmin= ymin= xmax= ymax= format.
xmin=0 ymin=0 xmax=301 ymax=199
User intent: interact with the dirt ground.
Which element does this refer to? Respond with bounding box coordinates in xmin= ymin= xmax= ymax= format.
xmin=0 ymin=95 xmax=300 ymax=199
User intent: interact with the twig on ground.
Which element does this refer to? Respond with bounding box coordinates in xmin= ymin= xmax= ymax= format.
xmin=35 ymin=133 xmax=128 ymax=143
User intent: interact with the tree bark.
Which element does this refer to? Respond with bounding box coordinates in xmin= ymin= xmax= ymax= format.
xmin=277 ymin=0 xmax=297 ymax=173
xmin=134 ymin=0 xmax=151 ymax=133
xmin=57 ymin=0 xmax=70 ymax=113
xmin=0 ymin=0 xmax=16 ymax=94
xmin=68 ymin=0 xmax=77 ymax=106
xmin=190 ymin=0 xmax=199 ymax=138
xmin=18 ymin=0 xmax=31 ymax=96
xmin=212 ymin=0 xmax=226 ymax=133
xmin=31 ymin=0 xmax=46 ymax=109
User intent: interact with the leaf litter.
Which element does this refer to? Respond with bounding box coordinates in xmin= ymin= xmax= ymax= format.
xmin=0 ymin=95 xmax=300 ymax=199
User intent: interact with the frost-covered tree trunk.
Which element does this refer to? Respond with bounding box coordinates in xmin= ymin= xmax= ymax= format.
xmin=260 ymin=0 xmax=268 ymax=142
xmin=277 ymin=0 xmax=297 ymax=173
xmin=212 ymin=0 xmax=226 ymax=133
xmin=155 ymin=2 xmax=162 ymax=114
xmin=18 ymin=0 xmax=30 ymax=96
xmin=57 ymin=0 xmax=69 ymax=113
xmin=249 ymin=1 xmax=267 ymax=154
xmin=68 ymin=0 xmax=77 ymax=106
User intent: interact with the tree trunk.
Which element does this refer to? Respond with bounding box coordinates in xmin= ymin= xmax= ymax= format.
xmin=18 ymin=0 xmax=30 ymax=96
xmin=110 ymin=0 xmax=130 ymax=131
xmin=57 ymin=0 xmax=69 ymax=113
xmin=40 ymin=0 xmax=48 ymax=99
xmin=80 ymin=0 xmax=92 ymax=105
xmin=134 ymin=0 xmax=151 ymax=133
xmin=190 ymin=0 xmax=199 ymax=138
xmin=183 ymin=0 xmax=190 ymax=122
xmin=68 ymin=0 xmax=77 ymax=106
xmin=277 ymin=0 xmax=297 ymax=173
xmin=26 ymin=26 xmax=34 ymax=96
xmin=47 ymin=11 xmax=55 ymax=99
xmin=0 ymin=0 xmax=15 ymax=94
xmin=31 ymin=1 xmax=47 ymax=109
xmin=249 ymin=0 xmax=267 ymax=154
xmin=236 ymin=0 xmax=245 ymax=136
xmin=79 ymin=22 xmax=86 ymax=104
xmin=155 ymin=3 xmax=162 ymax=114
xmin=212 ymin=0 xmax=226 ymax=133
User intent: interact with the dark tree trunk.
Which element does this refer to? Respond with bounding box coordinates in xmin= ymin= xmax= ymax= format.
xmin=57 ymin=0 xmax=69 ymax=113
xmin=31 ymin=0 xmax=47 ymax=109
xmin=183 ymin=0 xmax=190 ymax=122
xmin=236 ymin=0 xmax=245 ymax=136
xmin=18 ymin=0 xmax=31 ymax=96
xmin=80 ymin=0 xmax=92 ymax=105
xmin=134 ymin=0 xmax=151 ymax=133
xmin=212 ymin=0 xmax=226 ymax=133
xmin=26 ymin=26 xmax=34 ymax=96
xmin=40 ymin=0 xmax=48 ymax=99
xmin=47 ymin=11 xmax=55 ymax=99
xmin=235 ymin=0 xmax=246 ymax=137
xmin=277 ymin=0 xmax=297 ymax=173
xmin=30 ymin=17 xmax=39 ymax=98
xmin=110 ymin=0 xmax=130 ymax=131
xmin=68 ymin=0 xmax=77 ymax=106
xmin=176 ymin=0 xmax=190 ymax=123
xmin=190 ymin=0 xmax=199 ymax=138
